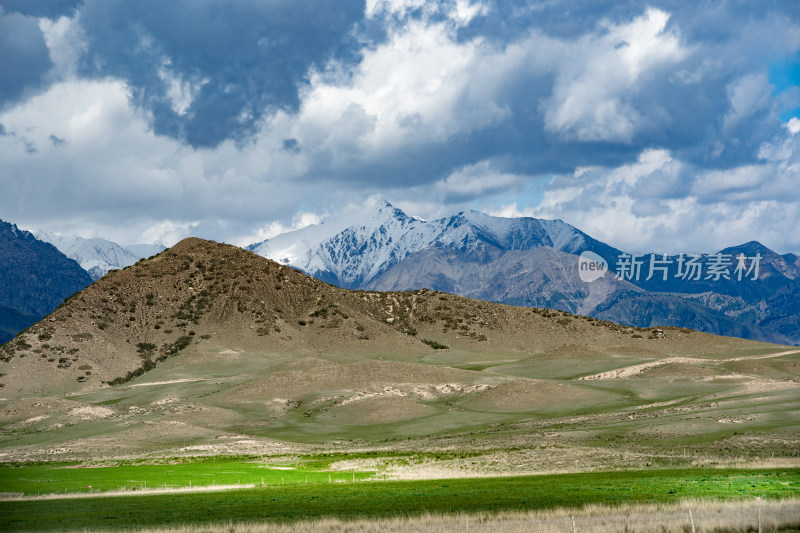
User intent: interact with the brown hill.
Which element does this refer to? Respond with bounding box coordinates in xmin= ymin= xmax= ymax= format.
xmin=0 ymin=237 xmax=766 ymax=397
xmin=0 ymin=238 xmax=796 ymax=463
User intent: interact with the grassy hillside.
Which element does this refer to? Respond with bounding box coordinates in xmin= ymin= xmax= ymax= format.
xmin=0 ymin=237 xmax=796 ymax=472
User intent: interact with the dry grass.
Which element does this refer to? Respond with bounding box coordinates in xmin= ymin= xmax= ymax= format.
xmin=92 ymin=498 xmax=800 ymax=532
xmin=1 ymin=237 xmax=797 ymax=472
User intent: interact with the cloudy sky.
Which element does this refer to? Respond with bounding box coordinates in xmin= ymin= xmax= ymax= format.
xmin=1 ymin=0 xmax=799 ymax=253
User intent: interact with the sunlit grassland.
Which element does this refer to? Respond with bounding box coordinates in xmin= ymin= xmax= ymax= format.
xmin=0 ymin=458 xmax=373 ymax=495
xmin=0 ymin=468 xmax=797 ymax=531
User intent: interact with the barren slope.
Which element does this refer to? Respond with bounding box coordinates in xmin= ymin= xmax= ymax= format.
xmin=0 ymin=238 xmax=797 ymax=466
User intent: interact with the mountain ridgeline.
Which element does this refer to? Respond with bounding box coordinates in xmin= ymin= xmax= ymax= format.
xmin=3 ymin=237 xmax=794 ymax=461
xmin=33 ymin=230 xmax=167 ymax=281
xmin=0 ymin=220 xmax=93 ymax=344
xmin=0 ymin=237 xmax=733 ymax=398
xmin=248 ymin=202 xmax=800 ymax=345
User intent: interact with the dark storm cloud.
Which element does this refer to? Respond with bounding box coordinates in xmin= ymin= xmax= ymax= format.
xmin=1 ymin=0 xmax=799 ymax=252
xmin=459 ymin=0 xmax=798 ymax=172
xmin=73 ymin=0 xmax=364 ymax=147
xmin=0 ymin=8 xmax=53 ymax=107
xmin=273 ymin=0 xmax=798 ymax=198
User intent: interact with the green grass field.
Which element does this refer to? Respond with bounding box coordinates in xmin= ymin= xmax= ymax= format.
xmin=0 ymin=458 xmax=374 ymax=495
xmin=0 ymin=468 xmax=797 ymax=531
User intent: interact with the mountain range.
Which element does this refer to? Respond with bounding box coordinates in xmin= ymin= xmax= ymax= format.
xmin=2 ymin=203 xmax=798 ymax=347
xmin=0 ymin=220 xmax=93 ymax=344
xmin=1 ymin=237 xmax=795 ymax=462
xmin=249 ymin=202 xmax=800 ymax=345
xmin=33 ymin=230 xmax=166 ymax=281
xmin=0 ymin=222 xmax=166 ymax=343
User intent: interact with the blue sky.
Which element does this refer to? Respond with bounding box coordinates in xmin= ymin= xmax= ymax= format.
xmin=1 ymin=0 xmax=799 ymax=253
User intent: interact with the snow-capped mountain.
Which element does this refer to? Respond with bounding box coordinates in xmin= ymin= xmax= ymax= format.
xmin=249 ymin=202 xmax=439 ymax=287
xmin=247 ymin=201 xmax=799 ymax=345
xmin=1 ymin=220 xmax=92 ymax=343
xmin=247 ymin=201 xmax=615 ymax=288
xmin=32 ymin=231 xmax=163 ymax=281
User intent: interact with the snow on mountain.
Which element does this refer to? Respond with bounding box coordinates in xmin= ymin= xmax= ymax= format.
xmin=32 ymin=231 xmax=145 ymax=281
xmin=247 ymin=201 xmax=603 ymax=288
xmin=249 ymin=202 xmax=447 ymax=288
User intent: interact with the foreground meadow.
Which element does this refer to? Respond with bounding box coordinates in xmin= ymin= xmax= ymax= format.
xmin=90 ymin=499 xmax=800 ymax=533
xmin=1 ymin=467 xmax=798 ymax=531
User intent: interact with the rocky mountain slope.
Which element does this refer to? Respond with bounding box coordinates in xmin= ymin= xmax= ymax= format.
xmin=0 ymin=220 xmax=92 ymax=344
xmin=0 ymin=237 xmax=690 ymax=397
xmin=249 ymin=203 xmax=799 ymax=345
xmin=248 ymin=201 xmax=617 ymax=289
xmin=33 ymin=230 xmax=166 ymax=281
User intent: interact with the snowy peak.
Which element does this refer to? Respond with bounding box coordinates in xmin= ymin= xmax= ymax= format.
xmin=247 ymin=202 xmax=608 ymax=288
xmin=249 ymin=201 xmax=440 ymax=288
xmin=432 ymin=210 xmax=589 ymax=254
xmin=32 ymin=231 xmax=162 ymax=281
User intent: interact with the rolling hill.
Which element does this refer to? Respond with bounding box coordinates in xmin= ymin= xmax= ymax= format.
xmin=0 ymin=237 xmax=797 ymax=469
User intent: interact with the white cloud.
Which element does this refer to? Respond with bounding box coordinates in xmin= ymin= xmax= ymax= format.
xmin=158 ymin=59 xmax=208 ymax=116
xmin=39 ymin=14 xmax=86 ymax=79
xmin=543 ymin=8 xmax=688 ymax=143
xmin=435 ymin=160 xmax=526 ymax=200
xmin=139 ymin=220 xmax=200 ymax=247
xmin=483 ymin=202 xmax=537 ymax=219
xmin=0 ymin=78 xmax=310 ymax=245
xmin=366 ymin=0 xmax=488 ymax=26
xmin=531 ymin=137 xmax=800 ymax=253
xmin=261 ymin=17 xmax=513 ymax=168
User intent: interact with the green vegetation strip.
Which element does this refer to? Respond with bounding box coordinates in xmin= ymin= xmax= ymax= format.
xmin=0 ymin=460 xmax=371 ymax=495
xmin=0 ymin=468 xmax=797 ymax=531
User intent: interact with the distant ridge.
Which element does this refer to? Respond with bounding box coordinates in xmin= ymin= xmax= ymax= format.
xmin=248 ymin=202 xmax=800 ymax=345
xmin=0 ymin=220 xmax=92 ymax=342
xmin=33 ymin=230 xmax=166 ymax=281
xmin=248 ymin=201 xmax=618 ymax=288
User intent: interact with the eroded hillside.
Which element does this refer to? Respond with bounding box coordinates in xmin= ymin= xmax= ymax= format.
xmin=0 ymin=238 xmax=797 ymax=467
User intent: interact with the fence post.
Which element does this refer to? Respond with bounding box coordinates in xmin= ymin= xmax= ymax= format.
xmin=689 ymin=509 xmax=695 ymax=533
xmin=758 ymin=496 xmax=762 ymax=533
xmin=571 ymin=515 xmax=576 ymax=533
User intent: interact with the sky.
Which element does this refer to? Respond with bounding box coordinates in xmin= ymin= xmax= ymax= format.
xmin=1 ymin=0 xmax=799 ymax=254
